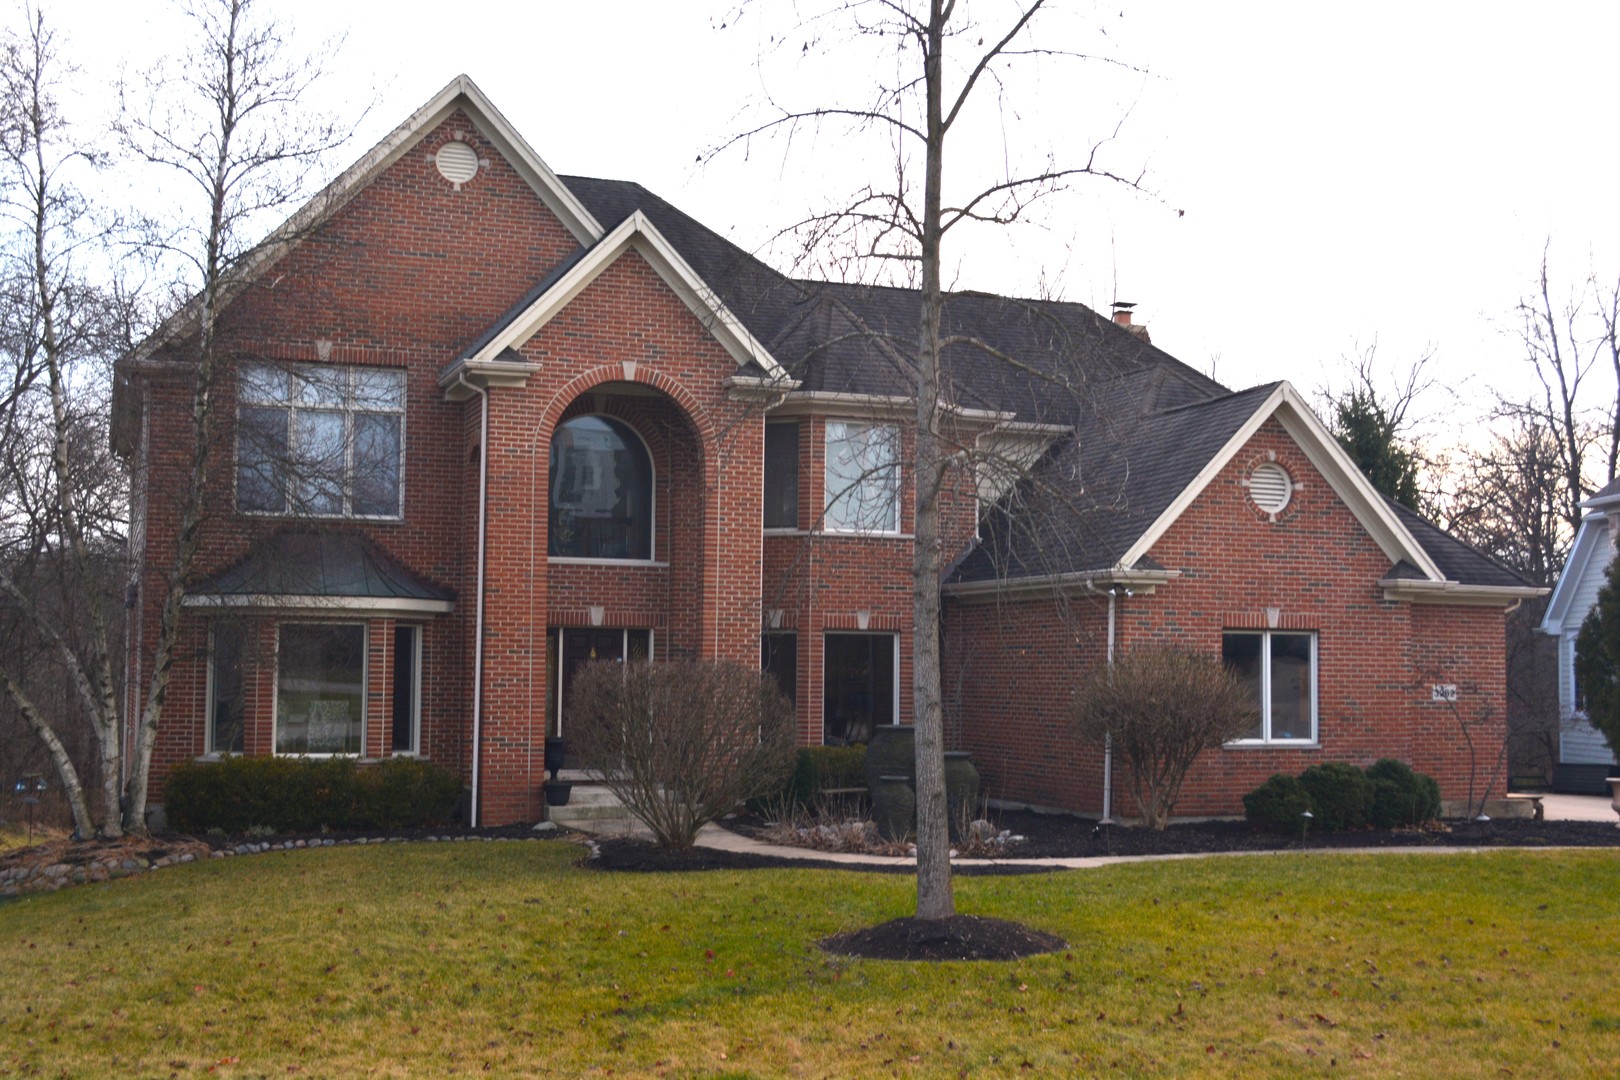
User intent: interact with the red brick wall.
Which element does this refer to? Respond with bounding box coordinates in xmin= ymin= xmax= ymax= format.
xmin=947 ymin=419 xmax=1511 ymax=819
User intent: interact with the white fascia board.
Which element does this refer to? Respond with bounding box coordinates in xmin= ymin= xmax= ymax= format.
xmin=1118 ymin=381 xmax=1447 ymax=582
xmin=131 ymin=74 xmax=601 ymax=364
xmin=943 ymin=567 xmax=1180 ymax=603
xmin=1378 ymin=579 xmax=1548 ymax=608
xmin=182 ymin=594 xmax=454 ymax=616
xmin=767 ymin=391 xmax=915 ymax=420
xmin=469 ymin=211 xmax=787 ymax=380
xmin=438 ymin=358 xmax=544 ymax=400
xmin=1541 ymin=514 xmax=1607 ymax=633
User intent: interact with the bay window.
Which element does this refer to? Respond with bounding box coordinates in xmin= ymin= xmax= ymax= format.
xmin=276 ymin=623 xmax=366 ymax=755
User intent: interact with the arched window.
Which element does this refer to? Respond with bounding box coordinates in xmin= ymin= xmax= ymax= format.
xmin=549 ymin=415 xmax=653 ymax=560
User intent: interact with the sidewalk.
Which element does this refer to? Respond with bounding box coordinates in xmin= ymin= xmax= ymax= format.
xmin=1541 ymin=793 xmax=1617 ymax=822
xmin=568 ymin=811 xmax=1618 ymax=871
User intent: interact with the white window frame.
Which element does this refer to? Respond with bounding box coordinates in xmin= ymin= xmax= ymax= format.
xmin=392 ymin=624 xmax=423 ymax=756
xmin=823 ymin=420 xmax=901 ymax=535
xmin=548 ymin=414 xmax=658 ymax=563
xmin=237 ymin=362 xmax=407 ymax=520
xmin=1223 ymin=630 xmax=1319 ymax=746
xmin=272 ymin=621 xmax=369 ymax=758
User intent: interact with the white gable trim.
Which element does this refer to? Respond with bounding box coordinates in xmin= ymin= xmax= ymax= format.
xmin=467 ymin=210 xmax=789 ymax=380
xmin=132 ymin=74 xmax=601 ymax=364
xmin=1542 ymin=511 xmax=1611 ymax=633
xmin=1118 ymin=381 xmax=1446 ymax=582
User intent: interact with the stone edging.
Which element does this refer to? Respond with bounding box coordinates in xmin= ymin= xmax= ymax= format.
xmin=0 ymin=825 xmax=564 ymax=899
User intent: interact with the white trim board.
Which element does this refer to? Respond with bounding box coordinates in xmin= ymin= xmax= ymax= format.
xmin=464 ymin=210 xmax=789 ymax=381
xmin=1117 ymin=381 xmax=1446 ymax=583
xmin=132 ymin=74 xmax=602 ymax=365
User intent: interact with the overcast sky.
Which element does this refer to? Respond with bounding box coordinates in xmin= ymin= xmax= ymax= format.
xmin=56 ymin=1 xmax=1620 ymax=445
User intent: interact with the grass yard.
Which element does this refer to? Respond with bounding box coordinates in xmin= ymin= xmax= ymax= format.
xmin=1 ymin=842 xmax=1617 ymax=1077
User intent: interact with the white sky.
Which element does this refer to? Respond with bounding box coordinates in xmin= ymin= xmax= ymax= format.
xmin=53 ymin=0 xmax=1620 ymax=442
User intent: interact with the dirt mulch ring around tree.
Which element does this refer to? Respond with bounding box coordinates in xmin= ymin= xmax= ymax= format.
xmin=822 ymin=915 xmax=1066 ymax=961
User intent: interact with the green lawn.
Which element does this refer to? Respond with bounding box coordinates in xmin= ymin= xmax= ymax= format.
xmin=1 ymin=842 xmax=1617 ymax=1077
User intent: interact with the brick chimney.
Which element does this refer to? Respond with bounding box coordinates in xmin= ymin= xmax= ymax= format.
xmin=1111 ymin=301 xmax=1152 ymax=344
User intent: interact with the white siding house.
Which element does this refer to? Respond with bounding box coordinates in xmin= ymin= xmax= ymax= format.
xmin=1540 ymin=480 xmax=1620 ymax=771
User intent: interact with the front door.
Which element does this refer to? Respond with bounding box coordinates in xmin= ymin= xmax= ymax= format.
xmin=551 ymin=627 xmax=652 ymax=739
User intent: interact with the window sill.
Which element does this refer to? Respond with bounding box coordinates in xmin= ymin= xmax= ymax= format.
xmin=238 ymin=509 xmax=404 ymax=524
xmin=1223 ymin=740 xmax=1320 ymax=750
xmin=547 ymin=557 xmax=670 ymax=568
xmin=815 ymin=530 xmax=914 ymax=540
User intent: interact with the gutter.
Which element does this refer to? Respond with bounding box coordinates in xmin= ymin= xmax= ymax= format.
xmin=944 ymin=566 xmax=1180 ymax=602
xmin=455 ymin=370 xmax=491 ymax=828
xmin=1377 ymin=578 xmax=1548 ymax=607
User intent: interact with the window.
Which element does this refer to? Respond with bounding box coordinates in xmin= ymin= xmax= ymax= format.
xmin=276 ymin=623 xmax=366 ymax=755
xmin=824 ymin=632 xmax=896 ymax=745
xmin=208 ymin=622 xmax=245 ymax=754
xmin=762 ymin=633 xmax=797 ymax=705
xmin=824 ymin=421 xmax=899 ymax=533
xmin=392 ymin=625 xmax=422 ymax=754
xmin=1222 ymin=631 xmax=1316 ymax=743
xmin=237 ymin=363 xmax=405 ymax=518
xmin=549 ymin=416 xmax=653 ymax=559
xmin=763 ymin=421 xmax=799 ymax=529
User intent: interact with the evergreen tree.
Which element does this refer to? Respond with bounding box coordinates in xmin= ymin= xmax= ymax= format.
xmin=1332 ymin=387 xmax=1422 ymax=508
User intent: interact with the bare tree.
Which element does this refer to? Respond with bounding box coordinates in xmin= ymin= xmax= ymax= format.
xmin=1314 ymin=343 xmax=1435 ymax=510
xmin=114 ymin=0 xmax=351 ymax=832
xmin=719 ymin=0 xmax=1147 ymax=919
xmin=1499 ymin=246 xmax=1616 ymax=538
xmin=0 ymin=9 xmax=133 ymax=837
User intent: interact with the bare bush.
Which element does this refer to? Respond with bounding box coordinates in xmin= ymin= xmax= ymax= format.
xmin=570 ymin=660 xmax=796 ymax=850
xmin=1072 ymin=648 xmax=1257 ymax=830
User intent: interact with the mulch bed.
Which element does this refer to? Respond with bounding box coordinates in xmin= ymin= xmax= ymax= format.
xmin=822 ymin=915 xmax=1065 ymax=961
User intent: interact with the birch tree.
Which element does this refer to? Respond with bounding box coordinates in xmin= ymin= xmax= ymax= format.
xmin=114 ymin=0 xmax=351 ymax=832
xmin=0 ymin=10 xmax=131 ymax=837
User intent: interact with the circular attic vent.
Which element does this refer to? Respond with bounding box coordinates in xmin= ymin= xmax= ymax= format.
xmin=1248 ymin=462 xmax=1293 ymax=514
xmin=435 ymin=141 xmax=480 ymax=185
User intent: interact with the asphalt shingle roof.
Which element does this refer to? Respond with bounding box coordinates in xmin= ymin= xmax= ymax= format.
xmin=540 ymin=175 xmax=1529 ymax=591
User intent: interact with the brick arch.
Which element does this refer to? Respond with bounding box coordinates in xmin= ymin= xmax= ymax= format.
xmin=537 ymin=364 xmax=717 ymax=453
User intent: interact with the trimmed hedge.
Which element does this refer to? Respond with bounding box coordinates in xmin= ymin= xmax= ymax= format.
xmin=1366 ymin=758 xmax=1442 ymax=828
xmin=165 ymin=756 xmax=463 ymax=834
xmin=1298 ymin=762 xmax=1371 ymax=831
xmin=1244 ymin=760 xmax=1441 ymax=833
xmin=1243 ymin=772 xmax=1313 ymax=832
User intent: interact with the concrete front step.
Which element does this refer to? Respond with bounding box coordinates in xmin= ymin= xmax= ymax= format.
xmin=545 ymin=784 xmax=626 ymax=824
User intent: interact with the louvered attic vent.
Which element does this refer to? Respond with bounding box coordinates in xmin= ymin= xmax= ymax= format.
xmin=1248 ymin=462 xmax=1293 ymax=514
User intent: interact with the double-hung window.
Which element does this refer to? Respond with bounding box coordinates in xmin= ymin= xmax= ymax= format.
xmin=1222 ymin=631 xmax=1317 ymax=743
xmin=824 ymin=421 xmax=899 ymax=533
xmin=238 ymin=363 xmax=406 ymax=518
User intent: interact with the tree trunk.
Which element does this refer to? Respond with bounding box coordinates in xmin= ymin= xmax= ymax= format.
xmin=910 ymin=0 xmax=954 ymax=921
xmin=0 ymin=671 xmax=95 ymax=837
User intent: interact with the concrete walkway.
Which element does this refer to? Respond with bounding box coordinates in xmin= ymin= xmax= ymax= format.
xmin=566 ymin=805 xmax=1619 ymax=870
xmin=1542 ymin=793 xmax=1618 ymax=822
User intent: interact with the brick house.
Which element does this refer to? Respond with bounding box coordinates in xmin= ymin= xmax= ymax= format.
xmin=115 ymin=76 xmax=1541 ymax=827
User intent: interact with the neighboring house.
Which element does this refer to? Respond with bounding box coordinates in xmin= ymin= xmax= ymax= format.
xmin=114 ymin=76 xmax=1542 ymax=827
xmin=1537 ymin=479 xmax=1620 ymax=793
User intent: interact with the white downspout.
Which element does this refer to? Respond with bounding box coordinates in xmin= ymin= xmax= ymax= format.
xmin=458 ymin=371 xmax=490 ymax=828
xmin=1102 ymin=589 xmax=1116 ymax=824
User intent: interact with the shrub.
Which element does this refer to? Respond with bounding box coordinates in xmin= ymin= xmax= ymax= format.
xmin=783 ymin=745 xmax=867 ymax=809
xmin=1365 ymin=758 xmax=1442 ymax=828
xmin=570 ymin=659 xmax=797 ymax=849
xmin=1243 ymin=773 xmax=1313 ymax=832
xmin=1072 ymin=647 xmax=1258 ymax=830
xmin=165 ymin=756 xmax=462 ymax=834
xmin=1298 ymin=762 xmax=1371 ymax=831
